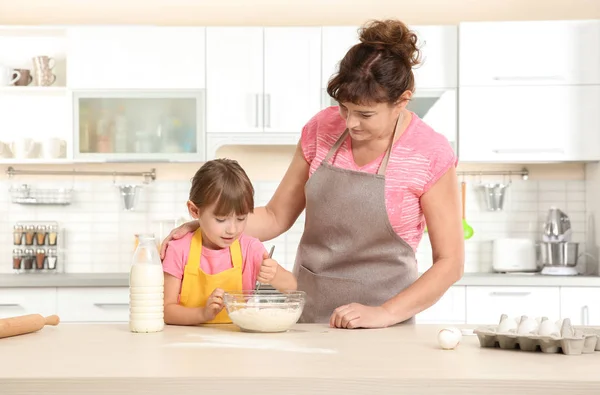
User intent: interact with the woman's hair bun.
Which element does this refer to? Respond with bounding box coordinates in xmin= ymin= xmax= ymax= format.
xmin=359 ymin=19 xmax=421 ymax=68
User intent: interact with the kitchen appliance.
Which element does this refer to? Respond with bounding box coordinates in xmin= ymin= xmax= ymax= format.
xmin=492 ymin=238 xmax=537 ymax=272
xmin=0 ymin=314 xmax=59 ymax=339
xmin=540 ymin=207 xmax=578 ymax=276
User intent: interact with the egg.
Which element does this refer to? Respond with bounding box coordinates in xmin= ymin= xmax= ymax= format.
xmin=517 ymin=316 xmax=539 ymax=335
xmin=497 ymin=316 xmax=518 ymax=333
xmin=438 ymin=327 xmax=462 ymax=350
xmin=537 ymin=319 xmax=560 ymax=337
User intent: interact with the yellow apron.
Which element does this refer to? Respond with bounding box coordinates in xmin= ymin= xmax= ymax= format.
xmin=179 ymin=229 xmax=243 ymax=324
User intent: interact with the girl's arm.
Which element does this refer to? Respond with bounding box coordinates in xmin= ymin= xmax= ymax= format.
xmin=163 ymin=273 xmax=219 ymax=325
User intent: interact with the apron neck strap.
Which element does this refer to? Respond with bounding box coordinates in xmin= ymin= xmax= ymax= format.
xmin=377 ymin=112 xmax=403 ymax=176
xmin=323 ymin=112 xmax=404 ymax=176
xmin=323 ymin=129 xmax=349 ymax=165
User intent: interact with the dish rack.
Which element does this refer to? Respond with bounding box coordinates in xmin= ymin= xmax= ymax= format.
xmin=474 ymin=314 xmax=600 ymax=355
xmin=9 ymin=184 xmax=73 ymax=205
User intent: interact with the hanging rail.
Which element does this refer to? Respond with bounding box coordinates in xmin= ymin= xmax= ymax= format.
xmin=6 ymin=166 xmax=157 ymax=183
xmin=456 ymin=167 xmax=529 ymax=180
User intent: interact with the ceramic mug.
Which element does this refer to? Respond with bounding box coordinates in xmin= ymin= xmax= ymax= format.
xmin=41 ymin=138 xmax=66 ymax=159
xmin=0 ymin=64 xmax=20 ymax=86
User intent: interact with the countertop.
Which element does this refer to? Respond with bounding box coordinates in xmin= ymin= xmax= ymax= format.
xmin=2 ymin=272 xmax=600 ymax=288
xmin=0 ymin=323 xmax=598 ymax=395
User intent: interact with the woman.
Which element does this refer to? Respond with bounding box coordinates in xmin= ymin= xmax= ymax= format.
xmin=161 ymin=19 xmax=464 ymax=329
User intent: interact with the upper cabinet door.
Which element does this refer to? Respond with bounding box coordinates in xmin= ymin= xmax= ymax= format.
xmin=321 ymin=26 xmax=360 ymax=108
xmin=458 ymin=85 xmax=600 ymax=162
xmin=412 ymin=25 xmax=458 ymax=88
xmin=206 ymin=27 xmax=263 ymax=134
xmin=264 ymin=27 xmax=321 ymax=134
xmin=459 ymin=20 xmax=600 ymax=86
xmin=67 ymin=27 xmax=206 ymax=89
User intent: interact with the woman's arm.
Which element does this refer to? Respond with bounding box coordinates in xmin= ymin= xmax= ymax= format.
xmin=160 ymin=142 xmax=309 ymax=258
xmin=381 ymin=166 xmax=464 ymax=322
xmin=244 ymin=142 xmax=310 ymax=241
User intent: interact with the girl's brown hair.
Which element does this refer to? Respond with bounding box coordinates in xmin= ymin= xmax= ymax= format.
xmin=327 ymin=19 xmax=422 ymax=105
xmin=189 ymin=158 xmax=254 ymax=217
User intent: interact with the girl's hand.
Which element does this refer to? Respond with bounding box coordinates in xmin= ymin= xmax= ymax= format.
xmin=203 ymin=288 xmax=225 ymax=321
xmin=257 ymin=252 xmax=278 ymax=284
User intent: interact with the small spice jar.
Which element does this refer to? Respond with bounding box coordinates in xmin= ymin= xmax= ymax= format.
xmin=36 ymin=225 xmax=47 ymax=245
xmin=47 ymin=225 xmax=58 ymax=246
xmin=35 ymin=248 xmax=46 ymax=270
xmin=12 ymin=248 xmax=23 ymax=270
xmin=23 ymin=248 xmax=35 ymax=270
xmin=13 ymin=224 xmax=24 ymax=245
xmin=46 ymin=249 xmax=57 ymax=270
xmin=24 ymin=225 xmax=36 ymax=246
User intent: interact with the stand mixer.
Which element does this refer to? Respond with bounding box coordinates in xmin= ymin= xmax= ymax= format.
xmin=539 ymin=207 xmax=578 ymax=276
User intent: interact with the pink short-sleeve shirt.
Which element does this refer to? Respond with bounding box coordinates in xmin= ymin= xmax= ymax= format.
xmin=162 ymin=232 xmax=267 ymax=291
xmin=300 ymin=106 xmax=458 ymax=252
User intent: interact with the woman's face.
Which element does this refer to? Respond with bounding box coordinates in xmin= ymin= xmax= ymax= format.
xmin=338 ymin=97 xmax=409 ymax=142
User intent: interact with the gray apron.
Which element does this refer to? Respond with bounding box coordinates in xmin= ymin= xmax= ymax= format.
xmin=294 ymin=116 xmax=418 ymax=324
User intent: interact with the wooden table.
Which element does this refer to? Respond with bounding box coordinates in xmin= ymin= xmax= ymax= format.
xmin=0 ymin=323 xmax=598 ymax=394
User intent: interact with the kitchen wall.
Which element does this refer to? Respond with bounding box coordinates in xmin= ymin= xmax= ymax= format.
xmin=0 ymin=160 xmax=590 ymax=275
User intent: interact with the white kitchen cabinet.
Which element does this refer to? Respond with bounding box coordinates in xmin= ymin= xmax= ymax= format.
xmin=0 ymin=288 xmax=57 ymax=319
xmin=321 ymin=26 xmax=360 ymax=108
xmin=560 ymin=287 xmax=600 ymax=326
xmin=67 ymin=27 xmax=206 ymax=89
xmin=459 ymin=20 xmax=600 ymax=86
xmin=72 ymin=90 xmax=205 ymax=161
xmin=57 ymin=287 xmax=129 ymax=322
xmin=458 ymin=85 xmax=600 ymax=162
xmin=416 ymin=285 xmax=466 ymax=324
xmin=206 ymin=27 xmax=321 ymax=135
xmin=465 ymin=286 xmax=560 ymax=325
xmin=412 ymin=25 xmax=458 ymax=89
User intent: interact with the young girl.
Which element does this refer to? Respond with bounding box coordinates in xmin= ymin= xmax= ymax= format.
xmin=162 ymin=158 xmax=297 ymax=326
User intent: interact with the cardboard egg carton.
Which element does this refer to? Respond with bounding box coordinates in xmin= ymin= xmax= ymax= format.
xmin=474 ymin=314 xmax=600 ymax=355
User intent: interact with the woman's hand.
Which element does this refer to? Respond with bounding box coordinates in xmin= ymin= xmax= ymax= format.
xmin=160 ymin=220 xmax=199 ymax=259
xmin=329 ymin=303 xmax=396 ymax=329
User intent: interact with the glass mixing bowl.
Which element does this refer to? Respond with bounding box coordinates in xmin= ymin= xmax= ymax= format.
xmin=223 ymin=290 xmax=306 ymax=333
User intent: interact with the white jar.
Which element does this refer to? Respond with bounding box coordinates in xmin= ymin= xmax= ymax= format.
xmin=129 ymin=234 xmax=164 ymax=333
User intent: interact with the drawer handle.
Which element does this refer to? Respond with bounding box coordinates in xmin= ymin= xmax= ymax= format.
xmin=489 ymin=292 xmax=532 ymax=297
xmin=492 ymin=76 xmax=563 ymax=81
xmin=0 ymin=303 xmax=21 ymax=307
xmin=94 ymin=303 xmax=129 ymax=308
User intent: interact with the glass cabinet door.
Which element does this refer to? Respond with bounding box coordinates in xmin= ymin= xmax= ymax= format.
xmin=73 ymin=90 xmax=205 ymax=161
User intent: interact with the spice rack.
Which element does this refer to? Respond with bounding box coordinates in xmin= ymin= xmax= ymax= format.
xmin=12 ymin=221 xmax=64 ymax=273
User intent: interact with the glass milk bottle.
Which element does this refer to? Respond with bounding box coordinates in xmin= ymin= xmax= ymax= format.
xmin=129 ymin=234 xmax=164 ymax=333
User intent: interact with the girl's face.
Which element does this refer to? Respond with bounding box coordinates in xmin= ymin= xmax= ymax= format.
xmin=187 ymin=201 xmax=248 ymax=249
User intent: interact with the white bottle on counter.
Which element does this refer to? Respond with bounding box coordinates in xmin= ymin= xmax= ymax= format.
xmin=129 ymin=234 xmax=164 ymax=333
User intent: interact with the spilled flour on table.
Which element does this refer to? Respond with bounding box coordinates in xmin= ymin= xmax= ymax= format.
xmin=166 ymin=334 xmax=337 ymax=354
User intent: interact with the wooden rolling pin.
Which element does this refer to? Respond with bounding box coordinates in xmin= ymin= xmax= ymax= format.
xmin=0 ymin=314 xmax=60 ymax=339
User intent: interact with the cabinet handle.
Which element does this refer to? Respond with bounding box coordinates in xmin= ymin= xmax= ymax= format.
xmin=489 ymin=291 xmax=531 ymax=297
xmin=254 ymin=94 xmax=260 ymax=128
xmin=264 ymin=93 xmax=271 ymax=128
xmin=492 ymin=148 xmax=564 ymax=154
xmin=0 ymin=303 xmax=21 ymax=307
xmin=582 ymin=305 xmax=590 ymax=326
xmin=492 ymin=76 xmax=564 ymax=81
xmin=94 ymin=303 xmax=129 ymax=308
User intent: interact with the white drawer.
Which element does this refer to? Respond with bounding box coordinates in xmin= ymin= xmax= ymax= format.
xmin=466 ymin=286 xmax=560 ymax=325
xmin=416 ymin=286 xmax=466 ymax=324
xmin=0 ymin=288 xmax=57 ymax=319
xmin=57 ymin=287 xmax=129 ymax=322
